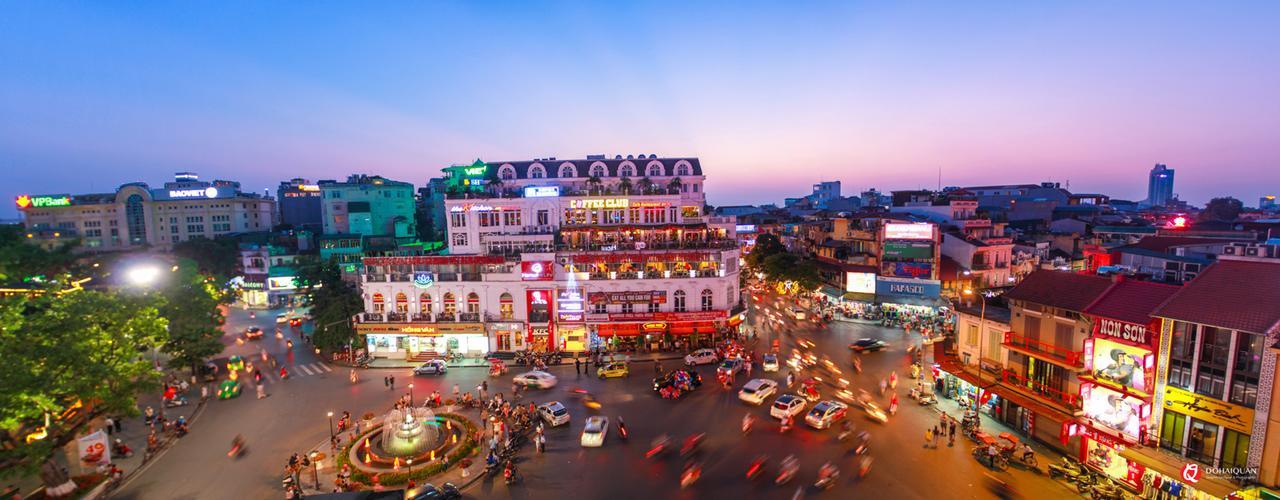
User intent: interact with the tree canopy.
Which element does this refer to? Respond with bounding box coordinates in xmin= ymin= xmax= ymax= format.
xmin=296 ymin=257 xmax=363 ymax=352
xmin=1198 ymin=197 xmax=1243 ymax=222
xmin=172 ymin=236 xmax=241 ymax=282
xmin=745 ymin=233 xmax=787 ymax=269
xmin=0 ymin=288 xmax=168 ymax=478
xmin=0 ymin=225 xmax=78 ymax=285
xmin=159 ymin=261 xmax=227 ymax=372
xmin=760 ymin=253 xmax=823 ymax=291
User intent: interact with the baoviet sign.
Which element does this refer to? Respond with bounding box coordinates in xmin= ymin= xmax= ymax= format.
xmin=1163 ymin=386 xmax=1254 ymax=434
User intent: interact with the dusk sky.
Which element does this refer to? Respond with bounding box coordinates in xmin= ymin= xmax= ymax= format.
xmin=3 ymin=2 xmax=1278 ymax=218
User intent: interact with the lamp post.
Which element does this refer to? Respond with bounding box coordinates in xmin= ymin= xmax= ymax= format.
xmin=963 ymin=288 xmax=987 ymax=411
xmin=309 ymin=451 xmax=320 ymax=489
xmin=409 ymin=383 xmax=414 ymax=407
xmin=327 ymin=411 xmax=335 ymax=441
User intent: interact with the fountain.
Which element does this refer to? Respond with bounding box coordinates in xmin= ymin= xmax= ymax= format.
xmin=380 ymin=407 xmax=438 ymax=457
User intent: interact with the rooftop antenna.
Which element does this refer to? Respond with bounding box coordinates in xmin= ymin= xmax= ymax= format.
xmin=937 ymin=166 xmax=941 ymax=191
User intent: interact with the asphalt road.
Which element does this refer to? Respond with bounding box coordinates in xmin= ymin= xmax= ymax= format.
xmin=113 ymin=295 xmax=1080 ymax=499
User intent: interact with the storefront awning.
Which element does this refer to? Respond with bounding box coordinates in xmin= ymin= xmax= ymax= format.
xmin=877 ymin=295 xmax=947 ymax=307
xmin=842 ymin=292 xmax=875 ymax=302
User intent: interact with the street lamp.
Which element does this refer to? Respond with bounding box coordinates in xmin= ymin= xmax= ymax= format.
xmin=126 ymin=265 xmax=161 ymax=287
xmin=409 ymin=383 xmax=415 ymax=407
xmin=309 ymin=451 xmax=320 ymax=489
xmin=327 ymin=411 xmax=335 ymax=441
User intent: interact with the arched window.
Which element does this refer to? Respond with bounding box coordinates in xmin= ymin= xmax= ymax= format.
xmin=498 ymin=165 xmax=516 ymax=180
xmin=701 ymin=289 xmax=713 ymax=311
xmin=372 ymin=293 xmax=385 ymax=313
xmin=674 ymin=290 xmax=687 ymax=312
xmin=617 ymin=162 xmax=636 ymax=178
xmin=443 ymin=292 xmax=457 ymax=315
xmin=466 ymin=292 xmax=481 ymax=314
xmin=646 ymin=161 xmax=665 ymax=177
xmin=395 ymin=292 xmax=408 ymax=313
xmin=558 ymin=163 xmax=578 ymax=178
xmin=499 ymin=292 xmax=514 ymax=320
xmin=529 ymin=164 xmax=546 ymax=179
xmin=419 ymin=293 xmax=432 ymax=315
xmin=589 ymin=163 xmax=607 ymax=178
xmin=676 ymin=165 xmax=691 ymax=176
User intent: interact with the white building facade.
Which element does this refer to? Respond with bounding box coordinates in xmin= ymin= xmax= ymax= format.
xmin=357 ymin=156 xmax=743 ymax=359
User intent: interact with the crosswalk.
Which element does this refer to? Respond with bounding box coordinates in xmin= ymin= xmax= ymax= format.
xmin=260 ymin=361 xmax=331 ymax=382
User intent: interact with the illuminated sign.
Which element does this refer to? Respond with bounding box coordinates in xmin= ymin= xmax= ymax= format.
xmin=883 ymin=223 xmax=934 ymax=240
xmin=169 ymin=187 xmax=219 ymax=199
xmin=1095 ymin=318 xmax=1152 ymax=347
xmin=1086 ymin=338 xmax=1154 ymax=394
xmin=412 ymin=272 xmax=435 ymax=289
xmin=520 ymin=261 xmax=554 ymax=281
xmin=297 ymin=184 xmax=320 ymax=192
xmin=448 ymin=204 xmax=506 ymax=212
xmin=845 ymin=272 xmax=876 ymax=294
xmin=523 ymin=186 xmax=560 ymax=198
xmin=569 ymin=198 xmax=629 ymax=209
xmin=267 ymin=276 xmax=297 ymax=291
xmin=735 ymin=224 xmax=757 ymax=233
xmin=463 ymin=166 xmax=487 ymax=176
xmin=885 ymin=262 xmax=933 ymax=278
xmin=16 ymin=195 xmax=72 ymax=209
xmin=875 ymin=276 xmax=941 ymax=299
xmin=588 ymin=290 xmax=667 ymax=305
xmin=557 ymin=312 xmax=585 ymax=322
xmin=1081 ymin=384 xmax=1147 ymax=442
xmin=642 ymin=322 xmax=667 ymax=332
xmin=1163 ymin=386 xmax=1254 ymax=434
xmin=883 ymin=241 xmax=933 ymax=259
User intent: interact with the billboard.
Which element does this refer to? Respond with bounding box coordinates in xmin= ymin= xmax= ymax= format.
xmin=845 ymin=272 xmax=876 ymax=294
xmin=886 ymin=261 xmax=933 ymax=278
xmin=267 ymin=276 xmax=297 ymax=291
xmin=883 ymin=241 xmax=934 ymax=259
xmin=520 ymin=261 xmax=555 ymax=281
xmin=556 ymin=288 xmax=584 ymax=323
xmin=1086 ymin=339 xmax=1154 ymax=393
xmin=523 ymin=186 xmax=560 ymax=198
xmin=1081 ymin=384 xmax=1147 ymax=442
xmin=588 ymin=290 xmax=666 ymax=305
xmin=875 ymin=276 xmax=941 ymax=300
xmin=883 ymin=223 xmax=934 ymax=240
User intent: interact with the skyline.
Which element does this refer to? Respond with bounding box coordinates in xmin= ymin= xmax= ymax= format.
xmin=4 ymin=2 xmax=1280 ymax=218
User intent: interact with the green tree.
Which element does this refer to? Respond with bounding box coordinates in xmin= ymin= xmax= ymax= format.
xmin=761 ymin=253 xmax=822 ymax=291
xmin=0 ymin=288 xmax=168 ymax=484
xmin=172 ymin=236 xmax=240 ymax=282
xmin=160 ymin=262 xmax=227 ymax=373
xmin=296 ymin=257 xmax=363 ymax=352
xmin=1198 ymin=197 xmax=1243 ymax=222
xmin=0 ymin=225 xmax=79 ymax=284
xmin=745 ymin=233 xmax=787 ymax=269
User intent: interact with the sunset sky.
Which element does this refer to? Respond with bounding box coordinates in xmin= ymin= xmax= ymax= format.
xmin=2 ymin=2 xmax=1278 ymax=217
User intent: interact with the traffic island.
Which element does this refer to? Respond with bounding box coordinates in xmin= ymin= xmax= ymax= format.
xmin=334 ymin=411 xmax=478 ymax=490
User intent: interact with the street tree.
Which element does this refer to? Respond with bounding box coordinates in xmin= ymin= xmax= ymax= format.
xmin=0 ymin=288 xmax=168 ymax=486
xmin=160 ymin=262 xmax=227 ymax=374
xmin=295 ymin=257 xmax=363 ymax=352
xmin=1198 ymin=197 xmax=1243 ymax=222
xmin=172 ymin=236 xmax=240 ymax=282
xmin=0 ymin=225 xmax=78 ymax=285
xmin=761 ymin=253 xmax=822 ymax=291
xmin=745 ymin=233 xmax=787 ymax=269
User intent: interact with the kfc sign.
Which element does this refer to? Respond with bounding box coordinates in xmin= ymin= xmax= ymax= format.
xmin=521 ymin=261 xmax=554 ymax=281
xmin=1096 ymin=318 xmax=1152 ymax=347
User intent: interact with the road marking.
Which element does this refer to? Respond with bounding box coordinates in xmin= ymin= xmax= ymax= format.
xmin=298 ymin=364 xmax=315 ymax=376
xmin=318 ymin=363 xmax=332 ymax=372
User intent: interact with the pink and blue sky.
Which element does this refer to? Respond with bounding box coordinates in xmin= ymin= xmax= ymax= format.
xmin=2 ymin=2 xmax=1278 ymax=218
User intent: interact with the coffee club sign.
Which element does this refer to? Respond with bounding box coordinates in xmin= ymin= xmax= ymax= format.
xmin=1093 ymin=317 xmax=1156 ymax=348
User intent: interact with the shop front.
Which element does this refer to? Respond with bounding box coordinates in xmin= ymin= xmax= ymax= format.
xmin=234 ymin=275 xmax=270 ymax=308
xmin=488 ymin=322 xmax=525 ymax=352
xmin=527 ymin=325 xmax=553 ymax=352
xmin=933 ymin=363 xmax=999 ymax=416
xmin=556 ymin=287 xmax=587 ymax=352
xmin=357 ymin=323 xmax=488 ymax=359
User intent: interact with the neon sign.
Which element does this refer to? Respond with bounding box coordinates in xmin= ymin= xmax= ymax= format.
xmin=412 ymin=272 xmax=435 ymax=289
xmin=169 ymin=187 xmax=219 ymax=199
xmin=523 ymin=186 xmax=560 ymax=198
xmin=463 ymin=166 xmax=487 ymax=176
xmin=16 ymin=195 xmax=72 ymax=208
xmin=569 ymin=198 xmax=629 ymax=209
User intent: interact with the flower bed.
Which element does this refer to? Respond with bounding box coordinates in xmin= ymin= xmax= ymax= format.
xmin=336 ymin=412 xmax=478 ymax=487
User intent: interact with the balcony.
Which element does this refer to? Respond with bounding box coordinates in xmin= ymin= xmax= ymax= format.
xmin=387 ymin=312 xmax=407 ymax=322
xmin=361 ymin=312 xmax=385 ymax=322
xmin=412 ymin=313 xmax=433 ymax=322
xmin=1001 ymin=369 xmax=1081 ymax=410
xmin=458 ymin=312 xmax=480 ymax=322
xmin=557 ymin=239 xmax=739 ymax=252
xmin=437 ymin=312 xmax=457 ymax=322
xmin=1002 ymin=331 xmax=1083 ymax=367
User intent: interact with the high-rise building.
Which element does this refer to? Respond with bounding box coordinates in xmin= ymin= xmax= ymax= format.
xmin=1147 ymin=164 xmax=1175 ymax=207
xmin=319 ymin=174 xmax=416 ymax=237
xmin=354 ymin=156 xmax=742 ymax=357
xmin=16 ymin=172 xmax=275 ymax=252
xmin=1260 ymin=195 xmax=1277 ymax=212
xmin=860 ymin=188 xmax=887 ymax=208
xmin=276 ymin=178 xmax=324 ymax=230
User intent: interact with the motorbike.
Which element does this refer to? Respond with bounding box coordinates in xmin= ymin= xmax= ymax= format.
xmin=164 ymin=396 xmax=189 ymax=408
xmin=646 ymin=435 xmax=672 ymax=459
xmin=680 ymin=463 xmax=701 ymax=489
xmin=503 ymin=464 xmax=520 ymax=485
xmin=746 ymin=455 xmax=768 ymax=480
xmin=228 ymin=439 xmax=246 ymax=459
xmin=854 ymin=432 xmax=870 ymax=456
xmin=742 ymin=415 xmax=755 ymax=435
xmin=617 ymin=418 xmax=629 ymax=441
xmin=1047 ymin=457 xmax=1088 ymax=482
xmin=775 ymin=456 xmax=799 ymax=485
xmin=680 ymin=433 xmax=705 ymax=457
xmin=815 ymin=465 xmax=839 ymax=490
xmin=1086 ymin=479 xmax=1125 ymax=500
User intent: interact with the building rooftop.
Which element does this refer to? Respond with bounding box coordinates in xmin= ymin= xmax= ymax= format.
xmin=1003 ymin=269 xmax=1112 ymax=312
xmin=481 ymin=157 xmax=702 ymax=180
xmin=1083 ymin=278 xmax=1181 ymax=325
xmin=1153 ymin=259 xmax=1280 ymax=334
xmin=1126 ymin=236 xmax=1251 ymax=253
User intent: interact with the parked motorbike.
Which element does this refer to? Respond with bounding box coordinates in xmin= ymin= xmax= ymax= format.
xmin=1047 ymin=457 xmax=1088 ymax=482
xmin=1086 ymin=479 xmax=1125 ymax=500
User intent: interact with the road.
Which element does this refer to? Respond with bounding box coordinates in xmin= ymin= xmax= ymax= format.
xmin=114 ymin=294 xmax=1080 ymax=499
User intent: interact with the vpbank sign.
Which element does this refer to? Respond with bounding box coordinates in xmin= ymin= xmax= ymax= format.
xmin=875 ymin=276 xmax=941 ymax=299
xmin=168 ymin=187 xmax=219 ymax=199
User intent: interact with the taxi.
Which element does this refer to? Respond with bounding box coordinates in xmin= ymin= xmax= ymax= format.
xmin=597 ymin=361 xmax=630 ymax=379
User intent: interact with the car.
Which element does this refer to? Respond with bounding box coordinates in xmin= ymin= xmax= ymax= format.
xmin=862 ymin=401 xmax=889 ymax=423
xmin=597 ymin=362 xmax=630 ymax=379
xmin=716 ymin=358 xmax=743 ymax=378
xmin=289 ymin=317 xmax=303 ymax=327
xmin=537 ymin=401 xmax=570 ymax=427
xmin=513 ymin=370 xmax=558 ymax=389
xmin=769 ymin=394 xmax=807 ymax=420
xmin=762 ymin=354 xmax=779 ymax=372
xmin=581 ymin=416 xmax=609 ymax=447
xmin=653 ymin=369 xmax=703 ymax=393
xmin=849 ymin=338 xmax=889 ymax=352
xmin=804 ymin=401 xmax=849 ymax=429
xmin=243 ymin=327 xmax=263 ymax=340
xmin=797 ymin=338 xmax=816 ymax=350
xmin=275 ymin=313 xmax=289 ymax=324
xmin=684 ymin=348 xmax=719 ymax=366
xmin=738 ymin=379 xmax=779 ymax=405
xmin=413 ymin=359 xmax=448 ymax=375
xmin=410 ymin=482 xmax=461 ymax=500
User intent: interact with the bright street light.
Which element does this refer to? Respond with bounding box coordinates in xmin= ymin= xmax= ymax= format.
xmin=126 ymin=266 xmax=161 ymax=286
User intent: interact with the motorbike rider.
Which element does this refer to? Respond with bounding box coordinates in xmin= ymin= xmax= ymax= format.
xmin=1021 ymin=443 xmax=1034 ymax=463
xmin=230 ymin=434 xmax=245 ymax=455
xmin=778 ymin=454 xmax=799 ymax=481
xmin=781 ymin=415 xmax=794 ymax=433
xmin=742 ymin=413 xmax=756 ymax=434
xmin=817 ymin=461 xmax=839 ymax=483
xmin=617 ymin=417 xmax=628 ymax=440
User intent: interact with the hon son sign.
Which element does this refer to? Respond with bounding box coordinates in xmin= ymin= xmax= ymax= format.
xmin=1095 ymin=318 xmax=1154 ymax=347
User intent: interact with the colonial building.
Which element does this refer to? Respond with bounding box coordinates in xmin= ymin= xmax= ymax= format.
xmin=16 ymin=172 xmax=275 ymax=252
xmin=355 ymin=156 xmax=742 ymax=360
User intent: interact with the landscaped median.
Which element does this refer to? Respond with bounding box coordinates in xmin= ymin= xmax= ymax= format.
xmin=334 ymin=412 xmax=479 ymax=488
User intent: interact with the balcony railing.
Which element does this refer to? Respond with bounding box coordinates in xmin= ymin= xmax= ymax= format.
xmin=557 ymin=240 xmax=739 ymax=252
xmin=362 ymin=312 xmax=384 ymax=322
xmin=412 ymin=313 xmax=433 ymax=322
xmin=437 ymin=312 xmax=457 ymax=322
xmin=459 ymin=312 xmax=480 ymax=322
xmin=1001 ymin=369 xmax=1080 ymax=410
xmin=387 ymin=312 xmax=407 ymax=322
xmin=1002 ymin=332 xmax=1083 ymax=367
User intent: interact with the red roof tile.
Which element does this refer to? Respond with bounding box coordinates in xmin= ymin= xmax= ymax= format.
xmin=1003 ymin=270 xmax=1112 ymax=312
xmin=1084 ymin=278 xmax=1181 ymax=325
xmin=1153 ymin=259 xmax=1280 ymax=334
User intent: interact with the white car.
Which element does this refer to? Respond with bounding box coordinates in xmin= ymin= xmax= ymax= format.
xmin=684 ymin=348 xmax=719 ymax=366
xmin=769 ymin=394 xmax=807 ymax=420
xmin=805 ymin=401 xmax=850 ymax=429
xmin=738 ymin=378 xmax=779 ymax=405
xmin=538 ymin=401 xmax=570 ymax=427
xmin=762 ymin=354 xmax=779 ymax=372
xmin=513 ymin=370 xmax=558 ymax=389
xmin=581 ymin=416 xmax=609 ymax=447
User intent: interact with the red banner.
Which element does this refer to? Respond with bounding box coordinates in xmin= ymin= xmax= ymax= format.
xmin=364 ymin=255 xmax=506 ymax=267
xmin=607 ymin=310 xmax=728 ymax=322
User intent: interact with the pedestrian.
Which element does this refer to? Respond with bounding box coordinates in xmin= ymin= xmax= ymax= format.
xmin=104 ymin=417 xmax=114 ymax=435
xmin=383 ymin=376 xmax=389 ymax=388
xmin=481 ymin=380 xmax=488 ymax=398
xmin=113 ymin=416 xmax=123 ymax=433
xmin=536 ymin=433 xmax=546 ymax=453
xmin=575 ymin=357 xmax=581 ymax=374
xmin=940 ymin=412 xmax=948 ymax=430
xmin=745 ymin=360 xmax=753 ymax=377
xmin=257 ymin=384 xmax=266 ymax=399
xmin=924 ymin=427 xmax=933 ymax=448
xmin=143 ymin=406 xmax=155 ymax=425
xmin=200 ymin=384 xmax=209 ymax=402
xmin=948 ymin=420 xmax=957 ymax=446
xmin=453 ymin=384 xmax=461 ymax=402
xmin=933 ymin=426 xmax=941 ymax=448
xmin=389 ymin=375 xmax=395 ymax=390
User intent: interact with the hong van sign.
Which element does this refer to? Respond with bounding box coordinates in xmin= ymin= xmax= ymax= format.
xmin=1095 ymin=318 xmax=1153 ymax=348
